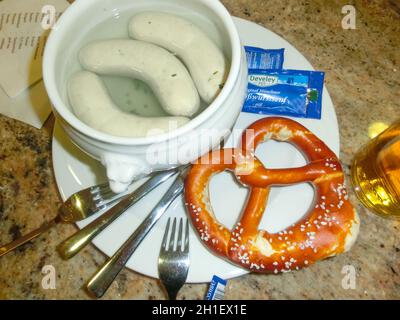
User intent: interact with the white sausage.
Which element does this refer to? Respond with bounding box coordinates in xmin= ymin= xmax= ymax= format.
xmin=79 ymin=39 xmax=200 ymax=117
xmin=129 ymin=12 xmax=228 ymax=103
xmin=68 ymin=71 xmax=190 ymax=138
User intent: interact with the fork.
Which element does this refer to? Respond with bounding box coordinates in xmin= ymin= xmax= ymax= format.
xmin=158 ymin=217 xmax=190 ymax=300
xmin=0 ymin=183 xmax=126 ymax=257
xmin=58 ymin=169 xmax=177 ymax=260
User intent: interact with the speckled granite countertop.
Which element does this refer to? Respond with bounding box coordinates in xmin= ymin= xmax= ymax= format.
xmin=0 ymin=0 xmax=399 ymax=300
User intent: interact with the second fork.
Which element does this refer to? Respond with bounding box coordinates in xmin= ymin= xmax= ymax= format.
xmin=158 ymin=217 xmax=190 ymax=300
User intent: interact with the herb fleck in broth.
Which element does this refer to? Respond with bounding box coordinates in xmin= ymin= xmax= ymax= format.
xmin=102 ymin=75 xmax=167 ymax=117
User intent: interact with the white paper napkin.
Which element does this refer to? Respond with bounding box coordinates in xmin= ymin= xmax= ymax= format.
xmin=0 ymin=79 xmax=51 ymax=129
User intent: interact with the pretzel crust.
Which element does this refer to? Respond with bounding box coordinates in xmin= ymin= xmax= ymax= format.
xmin=184 ymin=117 xmax=359 ymax=273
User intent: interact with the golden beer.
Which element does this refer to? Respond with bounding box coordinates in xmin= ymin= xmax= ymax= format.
xmin=351 ymin=121 xmax=400 ymax=219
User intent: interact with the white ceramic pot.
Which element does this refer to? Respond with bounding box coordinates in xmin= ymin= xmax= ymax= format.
xmin=43 ymin=0 xmax=248 ymax=192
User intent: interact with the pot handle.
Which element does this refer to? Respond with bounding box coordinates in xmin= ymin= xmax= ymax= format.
xmin=101 ymin=153 xmax=151 ymax=193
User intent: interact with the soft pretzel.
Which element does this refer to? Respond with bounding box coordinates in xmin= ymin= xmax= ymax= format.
xmin=184 ymin=117 xmax=359 ymax=273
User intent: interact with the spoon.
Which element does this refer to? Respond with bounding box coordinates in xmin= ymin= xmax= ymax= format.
xmin=0 ymin=182 xmax=126 ymax=257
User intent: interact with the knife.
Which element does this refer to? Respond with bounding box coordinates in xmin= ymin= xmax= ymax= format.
xmin=57 ymin=169 xmax=178 ymax=259
xmin=86 ymin=168 xmax=186 ymax=298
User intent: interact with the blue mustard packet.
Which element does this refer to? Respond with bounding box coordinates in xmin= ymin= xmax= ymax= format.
xmin=243 ymin=69 xmax=325 ymax=119
xmin=205 ymin=275 xmax=227 ymax=300
xmin=245 ymin=46 xmax=285 ymax=70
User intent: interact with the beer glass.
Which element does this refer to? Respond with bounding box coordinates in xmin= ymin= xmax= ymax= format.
xmin=351 ymin=120 xmax=400 ymax=219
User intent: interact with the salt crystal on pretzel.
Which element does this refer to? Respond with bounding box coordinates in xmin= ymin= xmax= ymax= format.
xmin=184 ymin=117 xmax=360 ymax=273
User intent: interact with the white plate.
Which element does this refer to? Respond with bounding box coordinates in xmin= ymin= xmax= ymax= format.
xmin=52 ymin=17 xmax=339 ymax=283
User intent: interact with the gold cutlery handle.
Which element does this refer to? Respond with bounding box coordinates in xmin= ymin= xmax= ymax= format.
xmin=0 ymin=219 xmax=57 ymax=257
xmin=57 ymin=170 xmax=177 ymax=260
xmin=86 ymin=175 xmax=184 ymax=299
